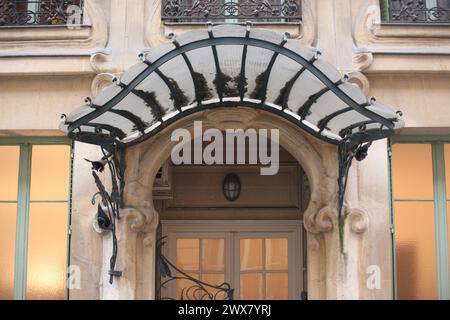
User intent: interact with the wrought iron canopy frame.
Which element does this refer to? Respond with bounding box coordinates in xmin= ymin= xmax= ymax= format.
xmin=65 ymin=27 xmax=400 ymax=151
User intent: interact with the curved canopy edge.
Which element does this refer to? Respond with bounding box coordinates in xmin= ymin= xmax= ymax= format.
xmin=60 ymin=24 xmax=404 ymax=149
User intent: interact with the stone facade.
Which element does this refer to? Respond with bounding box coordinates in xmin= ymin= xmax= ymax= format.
xmin=1 ymin=0 xmax=449 ymax=300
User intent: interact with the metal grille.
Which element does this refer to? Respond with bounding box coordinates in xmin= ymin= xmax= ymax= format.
xmin=382 ymin=0 xmax=450 ymax=23
xmin=161 ymin=0 xmax=302 ymax=23
xmin=0 ymin=0 xmax=84 ymax=26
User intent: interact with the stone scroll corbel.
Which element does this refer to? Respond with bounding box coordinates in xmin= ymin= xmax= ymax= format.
xmin=353 ymin=3 xmax=382 ymax=48
xmin=91 ymin=72 xmax=121 ymax=97
xmin=346 ymin=207 xmax=369 ymax=234
xmin=348 ymin=71 xmax=371 ymax=96
xmin=304 ymin=206 xmax=336 ymax=235
xmin=352 ymin=50 xmax=374 ymax=72
xmin=90 ymin=50 xmax=112 ymax=74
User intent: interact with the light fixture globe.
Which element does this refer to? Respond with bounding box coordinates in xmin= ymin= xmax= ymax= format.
xmin=223 ymin=173 xmax=241 ymax=202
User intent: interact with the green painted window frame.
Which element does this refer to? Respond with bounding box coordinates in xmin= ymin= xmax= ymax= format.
xmin=0 ymin=137 xmax=73 ymax=300
xmin=389 ymin=135 xmax=450 ymax=300
xmin=379 ymin=0 xmax=390 ymax=22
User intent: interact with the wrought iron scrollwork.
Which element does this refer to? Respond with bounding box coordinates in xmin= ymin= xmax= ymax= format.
xmin=337 ymin=139 xmax=371 ymax=218
xmin=336 ymin=135 xmax=372 ymax=251
xmin=384 ymin=0 xmax=450 ymax=23
xmin=156 ymin=238 xmax=234 ymax=300
xmin=86 ymin=142 xmax=126 ymax=284
xmin=161 ymin=0 xmax=301 ymax=22
xmin=0 ymin=0 xmax=84 ymax=26
xmin=336 ymin=108 xmax=402 ymax=234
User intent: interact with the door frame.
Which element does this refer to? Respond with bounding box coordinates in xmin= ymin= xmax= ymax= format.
xmin=160 ymin=220 xmax=303 ymax=300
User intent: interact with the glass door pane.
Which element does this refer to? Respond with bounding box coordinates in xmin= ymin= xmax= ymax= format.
xmin=447 ymin=201 xmax=450 ymax=283
xmin=0 ymin=146 xmax=20 ymax=201
xmin=0 ymin=203 xmax=17 ymax=300
xmin=0 ymin=146 xmax=20 ymax=300
xmin=176 ymin=239 xmax=199 ymax=271
xmin=176 ymin=273 xmax=199 ymax=299
xmin=30 ymin=145 xmax=70 ymax=201
xmin=26 ymin=145 xmax=71 ymax=300
xmin=394 ymin=202 xmax=437 ymax=300
xmin=238 ymin=236 xmax=289 ymax=300
xmin=266 ymin=273 xmax=288 ymax=300
xmin=240 ymin=273 xmax=263 ymax=300
xmin=266 ymin=238 xmax=288 ymax=270
xmin=392 ymin=144 xmax=434 ymax=199
xmin=240 ymin=239 xmax=263 ymax=271
xmin=26 ymin=203 xmax=69 ymax=300
xmin=240 ymin=239 xmax=264 ymax=300
xmin=175 ymin=237 xmax=226 ymax=300
xmin=202 ymin=239 xmax=225 ymax=272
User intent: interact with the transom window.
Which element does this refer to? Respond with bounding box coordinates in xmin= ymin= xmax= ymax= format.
xmin=0 ymin=138 xmax=71 ymax=300
xmin=390 ymin=137 xmax=450 ymax=300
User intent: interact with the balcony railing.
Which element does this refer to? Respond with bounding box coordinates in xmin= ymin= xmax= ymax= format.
xmin=161 ymin=0 xmax=302 ymax=23
xmin=381 ymin=0 xmax=450 ymax=23
xmin=0 ymin=0 xmax=84 ymax=26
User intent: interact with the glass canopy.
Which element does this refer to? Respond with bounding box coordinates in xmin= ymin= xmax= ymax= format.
xmin=60 ymin=24 xmax=404 ymax=149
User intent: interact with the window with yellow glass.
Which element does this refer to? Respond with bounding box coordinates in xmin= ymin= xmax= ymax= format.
xmin=0 ymin=140 xmax=71 ymax=300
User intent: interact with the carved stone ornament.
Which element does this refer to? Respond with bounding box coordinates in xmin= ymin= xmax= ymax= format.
xmin=90 ymin=51 xmax=112 ymax=75
xmin=347 ymin=71 xmax=371 ymax=96
xmin=91 ymin=72 xmax=119 ymax=97
xmin=352 ymin=50 xmax=374 ymax=72
xmin=304 ymin=206 xmax=336 ymax=234
xmin=347 ymin=207 xmax=369 ymax=234
xmin=353 ymin=2 xmax=450 ymax=50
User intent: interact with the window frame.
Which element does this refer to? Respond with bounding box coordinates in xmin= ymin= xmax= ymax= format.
xmin=380 ymin=0 xmax=450 ymax=25
xmin=0 ymin=136 xmax=73 ymax=300
xmin=389 ymin=135 xmax=450 ymax=300
xmin=160 ymin=0 xmax=302 ymax=25
xmin=0 ymin=0 xmax=85 ymax=27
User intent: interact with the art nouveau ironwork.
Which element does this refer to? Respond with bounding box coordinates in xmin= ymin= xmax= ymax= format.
xmin=382 ymin=0 xmax=450 ymax=23
xmin=161 ymin=0 xmax=301 ymax=22
xmin=60 ymin=24 xmax=404 ymax=281
xmin=60 ymin=24 xmax=403 ymax=150
xmin=0 ymin=0 xmax=84 ymax=26
xmin=156 ymin=238 xmax=234 ymax=300
xmin=84 ymin=144 xmax=126 ymax=284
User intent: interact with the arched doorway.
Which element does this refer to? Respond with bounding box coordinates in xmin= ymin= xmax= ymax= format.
xmin=155 ymin=138 xmax=310 ymax=300
xmin=122 ymin=107 xmax=335 ymax=300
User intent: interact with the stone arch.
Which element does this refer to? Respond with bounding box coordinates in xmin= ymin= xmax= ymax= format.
xmin=125 ymin=107 xmax=335 ymax=225
xmin=122 ymin=106 xmax=338 ymax=300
